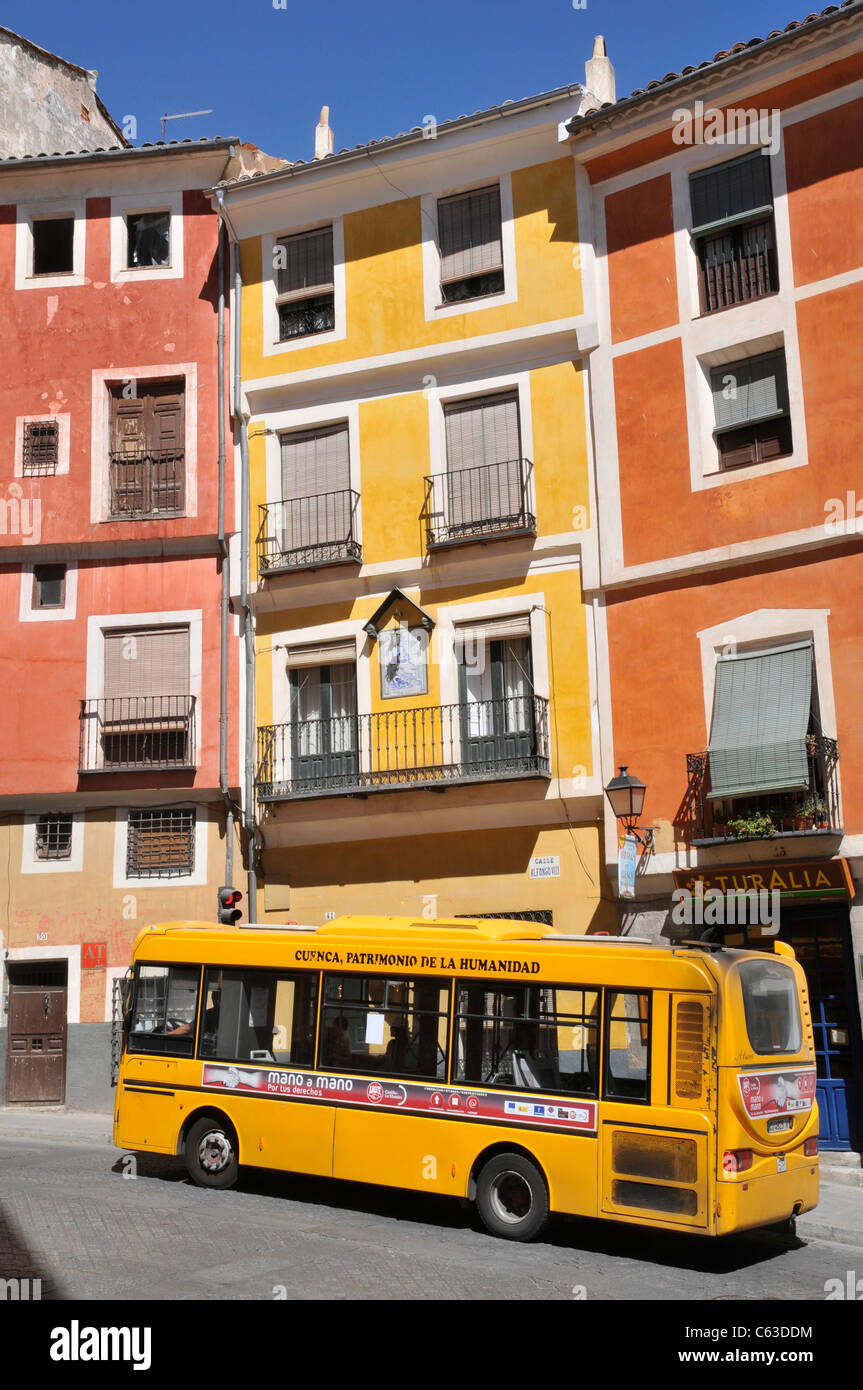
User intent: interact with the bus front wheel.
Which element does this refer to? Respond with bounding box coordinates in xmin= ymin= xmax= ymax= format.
xmin=184 ymin=1116 xmax=239 ymax=1190
xmin=476 ymin=1153 xmax=549 ymax=1242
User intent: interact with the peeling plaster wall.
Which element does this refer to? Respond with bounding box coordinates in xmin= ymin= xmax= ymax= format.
xmin=0 ymin=33 xmax=119 ymax=158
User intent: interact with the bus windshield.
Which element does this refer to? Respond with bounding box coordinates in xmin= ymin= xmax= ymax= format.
xmin=738 ymin=960 xmax=803 ymax=1056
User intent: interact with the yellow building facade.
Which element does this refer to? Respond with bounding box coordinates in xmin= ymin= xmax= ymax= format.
xmin=220 ymin=90 xmax=613 ymax=933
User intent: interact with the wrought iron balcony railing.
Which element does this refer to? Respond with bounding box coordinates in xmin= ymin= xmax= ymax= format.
xmin=423 ymin=458 xmax=535 ymax=549
xmin=109 ymin=450 xmax=185 ymax=519
xmin=256 ymin=696 xmax=550 ymax=801
xmin=257 ymin=490 xmax=362 ymax=573
xmin=683 ymin=735 xmax=841 ymax=846
xmin=79 ymin=696 xmax=196 ymax=772
xmin=697 ymin=216 xmax=778 ymax=314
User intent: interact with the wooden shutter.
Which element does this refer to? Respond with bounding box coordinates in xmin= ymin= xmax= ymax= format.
xmin=276 ymin=227 xmax=334 ymax=299
xmin=111 ymin=390 xmax=146 ymax=456
xmin=104 ymin=627 xmax=190 ymax=698
xmin=281 ymin=424 xmax=349 ymax=500
xmin=438 ymin=186 xmax=503 ymax=283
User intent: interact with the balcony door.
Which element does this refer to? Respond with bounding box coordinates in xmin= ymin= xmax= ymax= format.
xmin=458 ymin=636 xmax=535 ymax=770
xmin=443 ymin=392 xmax=522 ymax=538
xmin=280 ymin=424 xmax=351 ymax=566
xmin=97 ymin=626 xmax=191 ymax=769
xmin=110 ymin=381 xmax=185 ymax=517
xmin=290 ymin=663 xmax=358 ymax=790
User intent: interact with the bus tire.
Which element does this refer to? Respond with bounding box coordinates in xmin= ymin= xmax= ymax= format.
xmin=475 ymin=1152 xmax=549 ymax=1242
xmin=184 ymin=1116 xmax=239 ymax=1190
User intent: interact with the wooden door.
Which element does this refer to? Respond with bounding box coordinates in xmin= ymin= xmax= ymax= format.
xmin=6 ymin=983 xmax=67 ymax=1103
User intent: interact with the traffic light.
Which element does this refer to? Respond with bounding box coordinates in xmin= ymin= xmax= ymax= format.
xmin=218 ymin=887 xmax=243 ymax=925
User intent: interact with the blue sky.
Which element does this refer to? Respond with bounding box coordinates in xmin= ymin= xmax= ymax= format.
xmin=4 ymin=0 xmax=807 ymax=158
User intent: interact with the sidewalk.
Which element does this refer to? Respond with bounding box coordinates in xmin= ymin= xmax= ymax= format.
xmin=0 ymin=1106 xmax=861 ymax=1248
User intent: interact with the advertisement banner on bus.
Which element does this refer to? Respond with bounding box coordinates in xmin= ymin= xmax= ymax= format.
xmin=737 ymin=1068 xmax=816 ymax=1118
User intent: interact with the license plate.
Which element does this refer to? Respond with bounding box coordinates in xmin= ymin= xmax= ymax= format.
xmin=768 ymin=1117 xmax=793 ymax=1134
xmin=777 ymin=1154 xmax=787 ymax=1173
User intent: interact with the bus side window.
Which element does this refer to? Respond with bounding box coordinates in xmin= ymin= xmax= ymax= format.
xmin=129 ymin=964 xmax=200 ymax=1057
xmin=454 ymin=984 xmax=599 ymax=1096
xmin=604 ymin=992 xmax=651 ymax=1102
xmin=199 ymin=969 xmax=317 ymax=1066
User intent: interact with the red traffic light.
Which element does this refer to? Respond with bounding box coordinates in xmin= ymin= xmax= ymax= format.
xmin=218 ymin=887 xmax=243 ymax=924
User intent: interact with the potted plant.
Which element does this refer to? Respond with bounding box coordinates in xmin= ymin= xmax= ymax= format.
xmin=805 ymin=733 xmax=818 ymax=757
xmin=803 ymin=794 xmax=828 ymax=829
xmin=727 ymin=810 xmax=776 ymax=841
xmin=792 ymin=801 xmax=811 ymax=832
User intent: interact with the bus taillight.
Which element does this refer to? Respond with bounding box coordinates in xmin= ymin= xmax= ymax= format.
xmin=723 ymin=1149 xmax=754 ymax=1174
xmin=803 ymin=1138 xmax=818 ymax=1157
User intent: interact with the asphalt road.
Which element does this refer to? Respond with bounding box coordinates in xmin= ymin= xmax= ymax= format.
xmin=0 ymin=1133 xmax=860 ymax=1304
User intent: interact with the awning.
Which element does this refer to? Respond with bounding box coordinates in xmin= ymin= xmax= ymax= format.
xmin=707 ymin=640 xmax=813 ymax=800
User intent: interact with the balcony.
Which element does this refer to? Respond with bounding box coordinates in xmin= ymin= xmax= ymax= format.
xmin=79 ymin=696 xmax=196 ymax=772
xmin=256 ymin=696 xmax=550 ymax=801
xmin=109 ymin=451 xmax=185 ymax=519
xmin=697 ymin=216 xmax=778 ymax=314
xmin=257 ymin=490 xmax=361 ymax=574
xmin=423 ymin=458 xmax=535 ymax=550
xmin=684 ymin=736 xmax=841 ymax=846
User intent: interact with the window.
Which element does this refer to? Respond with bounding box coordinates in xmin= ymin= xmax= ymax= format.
xmin=126 ymin=808 xmax=195 ymax=878
xmin=711 ymin=351 xmax=792 ymax=470
xmin=458 ymin=632 xmax=538 ymax=770
xmin=441 ymin=392 xmax=526 ymax=538
xmin=320 ymin=975 xmax=449 ymax=1079
xmin=109 ymin=380 xmax=185 ymax=517
xmin=690 ymin=152 xmax=778 ymax=313
xmin=35 ymin=813 xmax=73 ymax=861
xmin=129 ymin=964 xmax=199 ymax=1056
xmin=604 ymin=992 xmax=650 ymax=1101
xmin=90 ymin=626 xmax=193 ymax=770
xmin=126 ymin=211 xmax=170 ymax=268
xmin=454 ymin=982 xmax=600 ymax=1094
xmin=22 ymin=420 xmax=59 ymax=476
xmin=199 ymin=968 xmax=318 ymax=1065
xmin=32 ymin=216 xmax=74 ymax=276
xmin=32 ymin=564 xmax=66 ymax=609
xmin=275 ymin=226 xmax=335 ymax=340
xmin=276 ymin=423 xmax=355 ymax=567
xmin=290 ymin=662 xmax=358 ymax=790
xmin=438 ymin=186 xmax=504 ymax=303
xmin=739 ymin=961 xmax=802 ymax=1055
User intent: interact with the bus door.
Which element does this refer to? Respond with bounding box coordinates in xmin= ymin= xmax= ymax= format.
xmin=600 ymin=991 xmax=715 ymax=1230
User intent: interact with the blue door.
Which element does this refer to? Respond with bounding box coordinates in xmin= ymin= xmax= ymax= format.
xmin=783 ymin=908 xmax=863 ymax=1152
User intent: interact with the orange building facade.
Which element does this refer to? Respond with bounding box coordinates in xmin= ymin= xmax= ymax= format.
xmin=569 ymin=6 xmax=863 ymax=1149
xmin=0 ymin=139 xmax=242 ymax=1109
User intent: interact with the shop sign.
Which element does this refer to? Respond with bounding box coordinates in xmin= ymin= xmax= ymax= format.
xmin=672 ymin=858 xmax=853 ymax=900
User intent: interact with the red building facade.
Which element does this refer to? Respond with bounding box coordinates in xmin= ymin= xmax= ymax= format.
xmin=0 ymin=139 xmax=241 ymax=1109
xmin=569 ymin=5 xmax=863 ymax=1150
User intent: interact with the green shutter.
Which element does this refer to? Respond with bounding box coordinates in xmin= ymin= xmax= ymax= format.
xmin=711 ymin=352 xmax=788 ymax=433
xmin=707 ymin=641 xmax=813 ymax=799
xmin=690 ymin=151 xmax=773 ymax=235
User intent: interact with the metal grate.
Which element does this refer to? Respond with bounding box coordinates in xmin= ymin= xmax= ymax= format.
xmin=35 ymin=813 xmax=73 ymax=860
xmin=423 ymin=459 xmax=535 ymax=549
xmin=257 ymin=490 xmax=362 ymax=573
xmin=683 ymin=735 xmax=841 ymax=845
xmin=109 ymin=450 xmax=185 ymax=518
xmin=456 ymin=910 xmax=554 ymax=926
xmin=79 ymin=695 xmax=196 ymax=772
xmin=127 ymin=809 xmax=195 ymax=879
xmin=22 ymin=420 xmax=59 ymax=476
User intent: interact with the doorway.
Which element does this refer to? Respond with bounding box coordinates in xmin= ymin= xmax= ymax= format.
xmin=4 ymin=961 xmax=68 ymax=1104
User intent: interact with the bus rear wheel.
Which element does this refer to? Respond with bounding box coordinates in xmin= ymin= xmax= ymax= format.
xmin=476 ymin=1153 xmax=549 ymax=1242
xmin=184 ymin=1117 xmax=239 ymax=1190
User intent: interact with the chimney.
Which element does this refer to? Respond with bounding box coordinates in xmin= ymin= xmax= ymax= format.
xmin=314 ymin=106 xmax=334 ymax=160
xmin=583 ymin=36 xmax=615 ymax=110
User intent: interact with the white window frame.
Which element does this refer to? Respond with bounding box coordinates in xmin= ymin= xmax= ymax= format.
xmin=14 ymin=412 xmax=71 ymax=479
xmin=21 ymin=811 xmax=85 ymax=875
xmin=421 ymin=173 xmax=518 ymax=321
xmin=110 ymin=190 xmax=183 ymax=283
xmin=15 ymin=198 xmax=87 ymax=289
xmin=261 ymin=218 xmax=346 ymax=357
xmin=0 ymin=945 xmax=81 ymax=1023
xmin=89 ymin=363 xmax=198 ymax=522
xmin=113 ymin=805 xmax=208 ymax=889
xmin=426 ymin=371 xmax=535 ymax=519
xmin=690 ymin=331 xmax=807 ymax=488
xmin=19 ymin=559 xmax=78 ymax=623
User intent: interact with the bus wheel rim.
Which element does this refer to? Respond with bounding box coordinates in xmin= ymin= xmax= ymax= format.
xmin=198 ymin=1130 xmax=232 ymax=1174
xmin=490 ymin=1171 xmax=533 ymax=1224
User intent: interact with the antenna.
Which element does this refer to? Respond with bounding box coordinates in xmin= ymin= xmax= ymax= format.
xmin=160 ymin=109 xmax=214 ymax=141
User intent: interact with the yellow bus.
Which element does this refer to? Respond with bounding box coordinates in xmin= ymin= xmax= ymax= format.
xmin=114 ymin=916 xmax=819 ymax=1241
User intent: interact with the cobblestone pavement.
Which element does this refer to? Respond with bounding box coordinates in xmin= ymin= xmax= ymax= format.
xmin=0 ymin=1134 xmax=861 ymax=1302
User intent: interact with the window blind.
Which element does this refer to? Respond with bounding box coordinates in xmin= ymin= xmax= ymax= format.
xmin=707 ymin=640 xmax=814 ymax=799
xmin=438 ymin=186 xmax=503 ymax=283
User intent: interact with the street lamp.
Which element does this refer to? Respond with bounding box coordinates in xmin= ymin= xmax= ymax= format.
xmin=604 ymin=766 xmax=654 ymax=851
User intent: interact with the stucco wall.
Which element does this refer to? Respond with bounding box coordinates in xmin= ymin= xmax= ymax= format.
xmin=0 ymin=33 xmax=119 ymax=158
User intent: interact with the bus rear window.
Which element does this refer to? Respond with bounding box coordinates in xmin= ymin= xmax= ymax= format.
xmin=739 ymin=961 xmax=802 ymax=1055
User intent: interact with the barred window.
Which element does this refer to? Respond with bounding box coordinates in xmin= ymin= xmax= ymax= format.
xmin=127 ymin=808 xmax=195 ymax=878
xmin=35 ymin=813 xmax=73 ymax=860
xmin=23 ymin=420 xmax=59 ymax=476
xmin=454 ymin=983 xmax=600 ymax=1095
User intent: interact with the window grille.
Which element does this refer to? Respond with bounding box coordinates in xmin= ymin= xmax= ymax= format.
xmin=23 ymin=420 xmax=59 ymax=476
xmin=127 ymin=808 xmax=195 ymax=878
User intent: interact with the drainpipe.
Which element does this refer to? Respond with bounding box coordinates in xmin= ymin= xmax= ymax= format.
xmin=216 ymin=183 xmax=258 ymax=921
xmin=216 ymin=208 xmax=234 ymax=889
